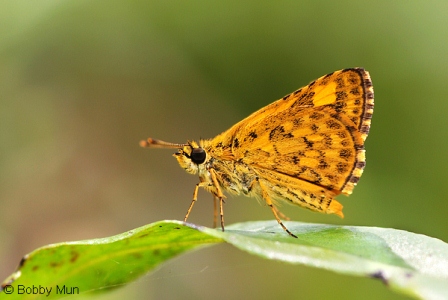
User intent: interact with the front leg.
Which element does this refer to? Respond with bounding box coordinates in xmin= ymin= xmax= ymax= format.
xmin=184 ymin=169 xmax=226 ymax=231
xmin=184 ymin=181 xmax=212 ymax=223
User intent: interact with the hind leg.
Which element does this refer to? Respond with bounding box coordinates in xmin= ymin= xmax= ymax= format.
xmin=258 ymin=180 xmax=297 ymax=238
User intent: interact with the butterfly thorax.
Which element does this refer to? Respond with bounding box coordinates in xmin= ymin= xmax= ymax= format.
xmin=173 ymin=139 xmax=258 ymax=197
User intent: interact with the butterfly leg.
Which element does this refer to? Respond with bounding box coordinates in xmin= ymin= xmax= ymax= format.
xmin=213 ymin=195 xmax=218 ymax=228
xmin=258 ymin=180 xmax=297 ymax=238
xmin=184 ymin=181 xmax=212 ymax=223
xmin=209 ymin=168 xmax=226 ymax=232
xmin=272 ymin=206 xmax=291 ymax=221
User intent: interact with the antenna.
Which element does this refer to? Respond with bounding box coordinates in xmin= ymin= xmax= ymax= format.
xmin=139 ymin=138 xmax=187 ymax=149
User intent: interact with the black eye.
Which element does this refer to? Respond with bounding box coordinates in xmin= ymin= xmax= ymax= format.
xmin=191 ymin=148 xmax=206 ymax=164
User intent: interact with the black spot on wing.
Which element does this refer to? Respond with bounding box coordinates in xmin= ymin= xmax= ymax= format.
xmin=233 ymin=138 xmax=240 ymax=148
xmin=302 ymin=137 xmax=314 ymax=148
xmin=269 ymin=125 xmax=285 ymax=141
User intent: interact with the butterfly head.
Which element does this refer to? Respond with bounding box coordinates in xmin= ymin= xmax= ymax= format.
xmin=174 ymin=141 xmax=208 ymax=175
xmin=140 ymin=138 xmax=208 ymax=175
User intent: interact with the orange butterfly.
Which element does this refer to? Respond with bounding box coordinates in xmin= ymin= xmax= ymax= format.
xmin=141 ymin=68 xmax=374 ymax=237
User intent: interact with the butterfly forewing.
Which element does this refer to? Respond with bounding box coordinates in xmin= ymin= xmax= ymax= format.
xmin=210 ymin=68 xmax=373 ymax=201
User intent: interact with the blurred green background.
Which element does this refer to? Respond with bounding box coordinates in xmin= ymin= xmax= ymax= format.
xmin=1 ymin=1 xmax=447 ymax=299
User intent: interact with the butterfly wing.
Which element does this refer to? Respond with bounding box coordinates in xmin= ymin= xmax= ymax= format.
xmin=209 ymin=68 xmax=374 ymax=215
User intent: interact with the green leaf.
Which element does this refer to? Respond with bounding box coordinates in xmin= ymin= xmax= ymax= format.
xmin=0 ymin=221 xmax=222 ymax=299
xmin=206 ymin=221 xmax=448 ymax=300
xmin=2 ymin=220 xmax=448 ymax=300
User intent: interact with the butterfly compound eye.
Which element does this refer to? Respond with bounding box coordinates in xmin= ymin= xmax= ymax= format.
xmin=191 ymin=148 xmax=206 ymax=164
